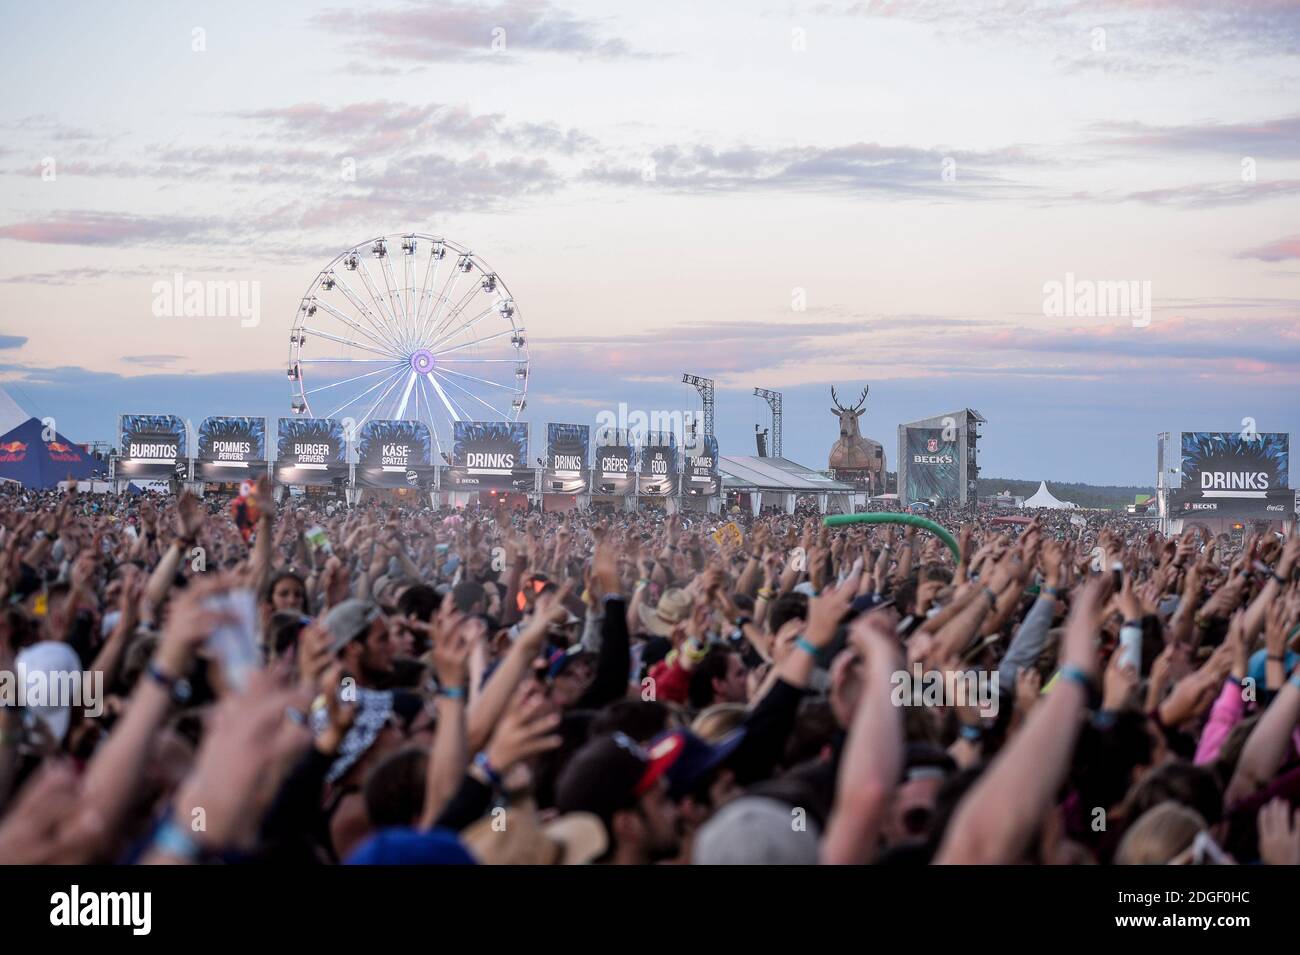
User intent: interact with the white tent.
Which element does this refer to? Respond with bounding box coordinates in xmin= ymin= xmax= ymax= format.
xmin=1022 ymin=481 xmax=1076 ymax=509
xmin=0 ymin=384 xmax=27 ymax=437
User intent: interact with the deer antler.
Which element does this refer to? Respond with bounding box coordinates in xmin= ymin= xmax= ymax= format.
xmin=853 ymin=386 xmax=868 ymax=412
xmin=830 ymin=385 xmax=843 ymax=411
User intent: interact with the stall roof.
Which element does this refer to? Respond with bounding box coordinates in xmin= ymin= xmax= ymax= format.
xmin=718 ymin=456 xmax=856 ymax=492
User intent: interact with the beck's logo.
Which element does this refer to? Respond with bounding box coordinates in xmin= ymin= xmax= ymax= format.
xmin=927 ymin=438 xmax=938 ymax=453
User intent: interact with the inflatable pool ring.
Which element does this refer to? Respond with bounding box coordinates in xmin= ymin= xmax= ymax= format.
xmin=823 ymin=512 xmax=960 ymax=560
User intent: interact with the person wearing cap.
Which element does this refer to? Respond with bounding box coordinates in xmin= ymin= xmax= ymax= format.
xmin=321 ymin=598 xmax=393 ymax=690
xmin=554 ymin=733 xmax=681 ymax=865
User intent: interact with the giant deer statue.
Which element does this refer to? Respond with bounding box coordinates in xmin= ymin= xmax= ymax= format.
xmin=828 ymin=385 xmax=885 ymax=493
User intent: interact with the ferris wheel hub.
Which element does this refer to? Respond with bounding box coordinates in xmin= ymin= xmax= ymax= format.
xmin=409 ymin=349 xmax=435 ymax=374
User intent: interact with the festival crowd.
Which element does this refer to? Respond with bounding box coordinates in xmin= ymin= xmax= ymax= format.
xmin=2 ymin=479 xmax=1300 ymax=866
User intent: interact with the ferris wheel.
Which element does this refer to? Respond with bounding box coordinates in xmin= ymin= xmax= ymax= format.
xmin=287 ymin=233 xmax=529 ymax=458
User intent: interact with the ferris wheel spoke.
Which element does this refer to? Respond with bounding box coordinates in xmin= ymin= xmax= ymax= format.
xmin=304 ymin=362 xmax=404 ymax=396
xmin=433 ymin=326 xmax=516 ymax=356
xmin=298 ymin=357 xmax=400 ymax=363
xmin=420 ymin=268 xmax=464 ymax=348
xmin=324 ymin=365 xmax=406 ymax=419
xmin=436 ymin=366 xmax=520 ymax=392
xmin=394 ymin=370 xmax=419 ymax=420
xmin=313 ymin=299 xmax=403 ymax=358
xmin=431 ymin=367 xmax=511 ymax=419
xmin=379 ymin=253 xmax=411 ymax=348
xmin=357 ymin=258 xmax=406 ymax=353
xmin=423 ymin=371 xmax=465 ymax=423
xmin=412 ymin=251 xmax=444 ymax=340
xmin=330 ymin=272 xmax=407 ymax=354
xmin=427 ymin=297 xmax=494 ymax=350
xmin=358 ymin=367 xmax=408 ymax=429
xmin=301 ymin=326 xmax=398 ymax=358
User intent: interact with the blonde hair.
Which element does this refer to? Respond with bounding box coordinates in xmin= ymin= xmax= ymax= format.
xmin=691 ymin=703 xmax=748 ymax=742
xmin=1115 ymin=802 xmax=1205 ymax=865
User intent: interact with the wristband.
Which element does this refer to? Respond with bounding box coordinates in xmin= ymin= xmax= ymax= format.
xmin=958 ymin=724 xmax=984 ymax=742
xmin=795 ymin=636 xmax=819 ymax=658
xmin=1042 ymin=585 xmax=1061 ymax=599
xmin=1059 ymin=663 xmax=1093 ymax=692
xmin=1275 ymin=572 xmax=1289 ymax=586
xmin=436 ymin=685 xmax=467 ymax=702
xmin=473 ymin=752 xmax=504 ymax=789
xmin=153 ymin=818 xmax=203 ymax=863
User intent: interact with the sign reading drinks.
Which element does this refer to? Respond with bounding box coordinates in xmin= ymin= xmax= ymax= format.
xmin=904 ymin=428 xmax=958 ymax=503
xmin=276 ymin=417 xmax=348 ymax=486
xmin=118 ymin=414 xmax=186 ymax=480
xmin=356 ymin=420 xmax=434 ymax=489
xmin=544 ymin=423 xmax=589 ymax=494
xmin=593 ymin=427 xmax=635 ymax=496
xmin=685 ymin=434 xmax=720 ymax=496
xmin=444 ymin=421 xmax=532 ymax=491
xmin=637 ymin=430 xmax=679 ymax=497
xmin=196 ymin=416 xmax=267 ymax=481
xmin=1173 ymin=431 xmax=1292 ymax=519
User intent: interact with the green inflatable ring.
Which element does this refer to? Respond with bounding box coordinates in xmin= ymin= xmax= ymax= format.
xmin=822 ymin=512 xmax=960 ymax=560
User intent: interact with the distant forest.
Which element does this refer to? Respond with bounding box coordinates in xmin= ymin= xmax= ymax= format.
xmin=977 ymin=477 xmax=1154 ymax=510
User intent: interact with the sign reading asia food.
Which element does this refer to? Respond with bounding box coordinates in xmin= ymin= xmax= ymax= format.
xmin=637 ymin=431 xmax=679 ymax=497
xmin=443 ymin=421 xmax=532 ymax=492
xmin=1173 ymin=431 xmax=1292 ymax=519
xmin=593 ymin=428 xmax=635 ymax=496
xmin=118 ymin=414 xmax=186 ymax=480
xmin=275 ymin=417 xmax=349 ymax=486
xmin=543 ymin=423 xmax=590 ymax=494
xmin=684 ymin=434 xmax=720 ymax=496
xmin=356 ymin=420 xmax=434 ymax=489
xmin=196 ymin=417 xmax=268 ymax=481
xmin=904 ymin=428 xmax=959 ymax=503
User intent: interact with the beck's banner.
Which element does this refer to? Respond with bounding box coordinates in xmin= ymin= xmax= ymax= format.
xmin=356 ymin=420 xmax=435 ymax=489
xmin=684 ymin=434 xmax=720 ymax=496
xmin=543 ymin=423 xmax=590 ymax=494
xmin=637 ymin=431 xmax=679 ymax=497
xmin=904 ymin=428 xmax=959 ymax=503
xmin=593 ymin=428 xmax=635 ymax=496
xmin=1177 ymin=432 xmax=1290 ymax=518
xmin=118 ymin=414 xmax=186 ymax=480
xmin=196 ymin=416 xmax=268 ymax=481
xmin=443 ymin=421 xmax=532 ymax=491
xmin=276 ymin=417 xmax=348 ymax=486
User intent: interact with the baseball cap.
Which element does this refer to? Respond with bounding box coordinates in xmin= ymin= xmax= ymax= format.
xmin=321 ymin=598 xmax=382 ymax=655
xmin=554 ymin=732 xmax=676 ymax=825
xmin=344 ymin=826 xmax=476 ymax=865
xmin=691 ymin=795 xmax=821 ymax=865
xmin=649 ymin=728 xmax=747 ymax=801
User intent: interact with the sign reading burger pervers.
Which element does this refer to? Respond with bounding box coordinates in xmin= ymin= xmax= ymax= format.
xmin=196 ymin=416 xmax=268 ymax=481
xmin=276 ymin=417 xmax=348 ymax=486
xmin=118 ymin=414 xmax=186 ymax=480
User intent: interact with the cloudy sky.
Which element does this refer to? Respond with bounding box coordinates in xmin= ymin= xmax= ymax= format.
xmin=1 ymin=0 xmax=1297 ymax=484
